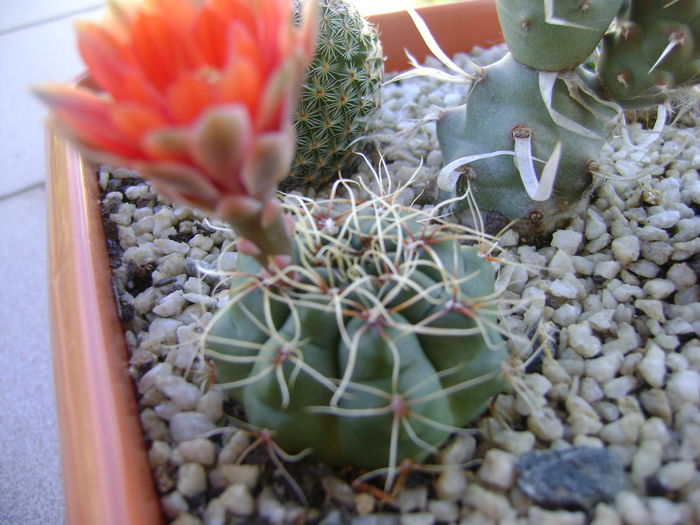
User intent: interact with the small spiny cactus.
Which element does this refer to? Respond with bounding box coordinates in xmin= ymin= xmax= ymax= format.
xmin=204 ymin=173 xmax=514 ymax=480
xmin=282 ymin=0 xmax=384 ymax=191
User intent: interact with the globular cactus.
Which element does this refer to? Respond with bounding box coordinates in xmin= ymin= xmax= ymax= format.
xmin=204 ymin=179 xmax=509 ymax=474
xmin=496 ymin=0 xmax=623 ymax=71
xmin=282 ymin=0 xmax=384 ymax=191
xmin=597 ymin=0 xmax=700 ymax=108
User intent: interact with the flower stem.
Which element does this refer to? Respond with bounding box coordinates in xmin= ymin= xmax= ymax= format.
xmin=218 ymin=196 xmax=293 ymax=269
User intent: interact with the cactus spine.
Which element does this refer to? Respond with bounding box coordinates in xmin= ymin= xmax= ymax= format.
xmin=204 ymin=177 xmax=510 ymax=475
xmin=435 ymin=0 xmax=699 ymax=240
xmin=283 ymin=0 xmax=384 ymax=191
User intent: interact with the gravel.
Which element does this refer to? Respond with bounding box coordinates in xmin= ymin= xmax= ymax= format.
xmin=99 ymin=44 xmax=700 ymax=524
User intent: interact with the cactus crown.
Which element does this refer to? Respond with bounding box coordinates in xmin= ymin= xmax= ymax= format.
xmin=204 ymin=168 xmax=517 ymax=485
xmin=283 ymin=0 xmax=384 ymax=191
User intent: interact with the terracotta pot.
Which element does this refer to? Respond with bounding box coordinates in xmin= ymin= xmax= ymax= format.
xmin=46 ymin=2 xmax=501 ymax=523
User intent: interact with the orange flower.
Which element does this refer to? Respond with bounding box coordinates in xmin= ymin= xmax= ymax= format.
xmin=34 ymin=0 xmax=317 ymax=217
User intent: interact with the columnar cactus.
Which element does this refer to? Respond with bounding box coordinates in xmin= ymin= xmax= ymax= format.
xmin=434 ymin=0 xmax=700 ymax=240
xmin=204 ymin=180 xmax=509 ymax=474
xmin=597 ymin=0 xmax=700 ymax=108
xmin=495 ymin=0 xmax=623 ymax=71
xmin=282 ymin=0 xmax=384 ymax=191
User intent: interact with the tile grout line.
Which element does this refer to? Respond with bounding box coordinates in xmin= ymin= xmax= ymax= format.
xmin=0 ymin=3 xmax=105 ymax=36
xmin=0 ymin=181 xmax=46 ymax=203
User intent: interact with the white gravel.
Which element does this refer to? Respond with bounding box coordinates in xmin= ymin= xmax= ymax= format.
xmin=100 ymin=44 xmax=700 ymax=524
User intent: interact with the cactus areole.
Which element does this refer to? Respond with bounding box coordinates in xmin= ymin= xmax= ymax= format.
xmin=205 ymin=192 xmax=508 ymax=470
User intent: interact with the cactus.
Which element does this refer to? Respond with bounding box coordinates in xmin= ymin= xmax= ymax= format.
xmin=597 ymin=0 xmax=700 ymax=108
xmin=496 ymin=0 xmax=623 ymax=71
xmin=433 ymin=0 xmax=699 ymax=240
xmin=281 ymin=0 xmax=384 ymax=191
xmin=204 ymin=178 xmax=510 ymax=475
xmin=437 ymin=54 xmax=616 ymax=240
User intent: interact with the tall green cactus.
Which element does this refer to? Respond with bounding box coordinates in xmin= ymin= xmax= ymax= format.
xmin=496 ymin=0 xmax=623 ymax=71
xmin=435 ymin=0 xmax=700 ymax=240
xmin=204 ymin=181 xmax=509 ymax=475
xmin=282 ymin=0 xmax=384 ymax=191
xmin=597 ymin=0 xmax=700 ymax=108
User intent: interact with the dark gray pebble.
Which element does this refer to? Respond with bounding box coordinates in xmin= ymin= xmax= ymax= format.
xmin=516 ymin=447 xmax=627 ymax=510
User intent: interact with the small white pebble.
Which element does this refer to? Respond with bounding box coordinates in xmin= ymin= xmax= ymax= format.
xmin=656 ymin=460 xmax=696 ymax=491
xmin=600 ymin=412 xmax=644 ymax=444
xmin=568 ymin=323 xmax=602 ymax=358
xmin=477 ymin=449 xmax=516 ymax=489
xmin=643 ymin=278 xmax=676 ymax=299
xmin=637 ymin=344 xmax=666 ymax=388
xmin=616 ymin=491 xmax=651 ymax=525
xmin=667 ymin=370 xmax=700 ymax=406
xmin=219 ymin=484 xmax=255 ymax=517
xmin=646 ymin=210 xmax=680 ymax=229
xmin=611 ymin=235 xmax=640 ymax=265
xmin=647 ymin=497 xmax=685 ymax=525
xmin=667 ymin=262 xmax=697 ymax=287
xmin=604 ymin=376 xmax=637 ymax=400
xmin=434 ymin=468 xmax=466 ymax=502
xmin=594 ymin=261 xmax=621 ymax=280
xmin=177 ymin=462 xmax=207 ymax=498
xmin=551 ymin=230 xmax=583 ymax=255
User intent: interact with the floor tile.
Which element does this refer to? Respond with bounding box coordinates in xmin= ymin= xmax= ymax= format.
xmin=0 ymin=1 xmax=103 ymax=34
xmin=0 ymin=187 xmax=63 ymax=524
xmin=0 ymin=12 xmax=102 ymax=198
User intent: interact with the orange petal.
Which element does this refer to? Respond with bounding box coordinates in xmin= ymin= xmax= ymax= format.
xmin=130 ymin=11 xmax=180 ymax=92
xmin=33 ymin=83 xmax=140 ymax=157
xmin=166 ymin=75 xmax=216 ymax=123
xmin=210 ymin=0 xmax=256 ymax=36
xmin=147 ymin=0 xmax=197 ymax=33
xmin=111 ymin=104 xmax=168 ymax=144
xmin=218 ymin=56 xmax=263 ymax=113
xmin=75 ymin=21 xmax=132 ymax=99
xmin=193 ymin=7 xmax=227 ymax=68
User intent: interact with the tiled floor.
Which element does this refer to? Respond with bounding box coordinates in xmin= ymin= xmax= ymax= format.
xmin=0 ymin=2 xmax=103 ymax=523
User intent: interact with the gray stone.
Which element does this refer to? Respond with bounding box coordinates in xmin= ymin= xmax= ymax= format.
xmin=516 ymin=447 xmax=627 ymax=510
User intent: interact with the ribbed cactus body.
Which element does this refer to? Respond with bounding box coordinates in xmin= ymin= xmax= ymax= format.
xmin=496 ymin=0 xmax=622 ymax=71
xmin=437 ymin=54 xmax=612 ymax=238
xmin=282 ymin=0 xmax=383 ymax=191
xmin=597 ymin=0 xmax=700 ymax=108
xmin=205 ymin=194 xmax=508 ymax=469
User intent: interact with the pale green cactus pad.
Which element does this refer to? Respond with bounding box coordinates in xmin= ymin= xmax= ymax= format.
xmin=436 ymin=54 xmax=615 ymax=240
xmin=496 ymin=0 xmax=622 ymax=71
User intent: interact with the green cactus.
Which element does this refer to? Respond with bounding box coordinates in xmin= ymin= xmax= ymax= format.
xmin=204 ymin=181 xmax=509 ymax=474
xmin=282 ymin=0 xmax=384 ymax=192
xmin=437 ymin=54 xmax=616 ymax=240
xmin=433 ymin=0 xmax=699 ymax=240
xmin=496 ymin=0 xmax=622 ymax=71
xmin=597 ymin=0 xmax=700 ymax=108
